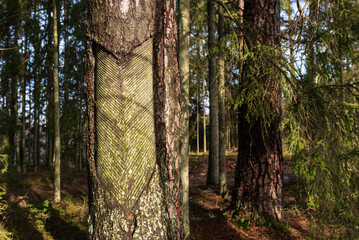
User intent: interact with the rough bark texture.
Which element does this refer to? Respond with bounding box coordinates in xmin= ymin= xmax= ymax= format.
xmin=86 ymin=0 xmax=182 ymax=239
xmin=206 ymin=0 xmax=219 ymax=185
xmin=232 ymin=0 xmax=283 ymax=221
xmin=218 ymin=4 xmax=227 ymax=196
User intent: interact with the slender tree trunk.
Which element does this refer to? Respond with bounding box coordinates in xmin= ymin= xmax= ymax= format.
xmin=218 ymin=4 xmax=227 ymax=196
xmin=33 ymin=4 xmax=40 ymax=173
xmin=16 ymin=117 xmax=21 ymax=172
xmin=78 ymin=82 xmax=83 ymax=171
xmin=86 ymin=1 xmax=182 ymax=238
xmin=21 ymin=54 xmax=26 ymax=174
xmin=11 ymin=0 xmax=21 ymax=171
xmin=64 ymin=0 xmax=70 ymax=166
xmin=34 ymin=105 xmax=38 ymax=173
xmin=53 ymin=0 xmax=61 ymax=204
xmin=178 ymin=0 xmax=190 ymax=236
xmin=232 ymin=0 xmax=283 ymax=221
xmin=46 ymin=0 xmax=54 ymax=168
xmin=206 ymin=0 xmax=219 ymax=185
xmin=196 ymin=78 xmax=200 ymax=154
xmin=287 ymin=0 xmax=294 ymax=66
xmin=20 ymin=29 xmax=28 ymax=175
xmin=203 ymin=79 xmax=207 ymax=153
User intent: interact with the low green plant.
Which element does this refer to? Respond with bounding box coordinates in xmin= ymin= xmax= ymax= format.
xmin=230 ymin=215 xmax=251 ymax=230
xmin=27 ymin=200 xmax=52 ymax=230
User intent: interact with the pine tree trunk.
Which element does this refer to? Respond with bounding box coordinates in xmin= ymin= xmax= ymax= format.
xmin=196 ymin=78 xmax=200 ymax=154
xmin=232 ymin=0 xmax=283 ymax=221
xmin=21 ymin=31 xmax=27 ymax=175
xmin=206 ymin=0 xmax=219 ymax=185
xmin=12 ymin=0 xmax=21 ymax=170
xmin=86 ymin=1 xmax=182 ymax=238
xmin=46 ymin=0 xmax=54 ymax=168
xmin=178 ymin=0 xmax=190 ymax=237
xmin=64 ymin=0 xmax=70 ymax=166
xmin=53 ymin=0 xmax=61 ymax=204
xmin=33 ymin=4 xmax=40 ymax=173
xmin=203 ymin=79 xmax=207 ymax=153
xmin=218 ymin=4 xmax=227 ymax=196
xmin=21 ymin=71 xmax=26 ymax=175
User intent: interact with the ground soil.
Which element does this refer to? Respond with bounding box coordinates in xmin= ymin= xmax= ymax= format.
xmin=1 ymin=152 xmax=315 ymax=240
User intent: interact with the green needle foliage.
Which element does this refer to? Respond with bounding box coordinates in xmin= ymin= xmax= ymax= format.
xmin=281 ymin=0 xmax=359 ymax=237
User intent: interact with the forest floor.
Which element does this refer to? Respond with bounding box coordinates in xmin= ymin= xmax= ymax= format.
xmin=0 ymin=152 xmax=332 ymax=239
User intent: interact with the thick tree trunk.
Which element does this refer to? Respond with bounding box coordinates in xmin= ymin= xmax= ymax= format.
xmin=178 ymin=0 xmax=190 ymax=237
xmin=86 ymin=1 xmax=182 ymax=239
xmin=206 ymin=0 xmax=219 ymax=185
xmin=53 ymin=0 xmax=61 ymax=203
xmin=232 ymin=0 xmax=283 ymax=221
xmin=218 ymin=4 xmax=227 ymax=196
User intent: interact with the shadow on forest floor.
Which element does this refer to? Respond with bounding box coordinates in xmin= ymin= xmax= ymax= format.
xmin=1 ymin=169 xmax=88 ymax=240
xmin=0 ymin=153 xmax=325 ymax=239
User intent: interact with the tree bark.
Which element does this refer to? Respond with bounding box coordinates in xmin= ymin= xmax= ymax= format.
xmin=196 ymin=77 xmax=200 ymax=154
xmin=232 ymin=0 xmax=283 ymax=221
xmin=218 ymin=3 xmax=227 ymax=196
xmin=46 ymin=0 xmax=54 ymax=168
xmin=86 ymin=0 xmax=182 ymax=238
xmin=53 ymin=0 xmax=61 ymax=203
xmin=206 ymin=0 xmax=219 ymax=185
xmin=178 ymin=0 xmax=190 ymax=237
xmin=20 ymin=28 xmax=27 ymax=175
xmin=203 ymin=75 xmax=207 ymax=153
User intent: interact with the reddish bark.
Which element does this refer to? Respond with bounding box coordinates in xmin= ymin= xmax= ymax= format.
xmin=232 ymin=0 xmax=283 ymax=221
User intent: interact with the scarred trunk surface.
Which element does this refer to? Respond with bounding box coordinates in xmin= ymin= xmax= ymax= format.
xmin=233 ymin=0 xmax=283 ymax=221
xmin=86 ymin=0 xmax=182 ymax=239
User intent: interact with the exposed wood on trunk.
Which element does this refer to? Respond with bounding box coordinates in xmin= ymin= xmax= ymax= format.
xmin=86 ymin=0 xmax=183 ymax=238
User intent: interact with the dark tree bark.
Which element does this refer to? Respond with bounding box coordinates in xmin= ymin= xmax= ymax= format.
xmin=232 ymin=0 xmax=283 ymax=221
xmin=46 ymin=0 xmax=54 ymax=167
xmin=206 ymin=0 xmax=219 ymax=185
xmin=86 ymin=0 xmax=182 ymax=239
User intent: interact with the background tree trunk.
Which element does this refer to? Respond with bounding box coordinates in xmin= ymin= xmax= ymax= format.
xmin=206 ymin=0 xmax=219 ymax=185
xmin=53 ymin=0 xmax=61 ymax=204
xmin=203 ymin=77 xmax=207 ymax=153
xmin=178 ymin=0 xmax=190 ymax=237
xmin=218 ymin=3 xmax=227 ymax=196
